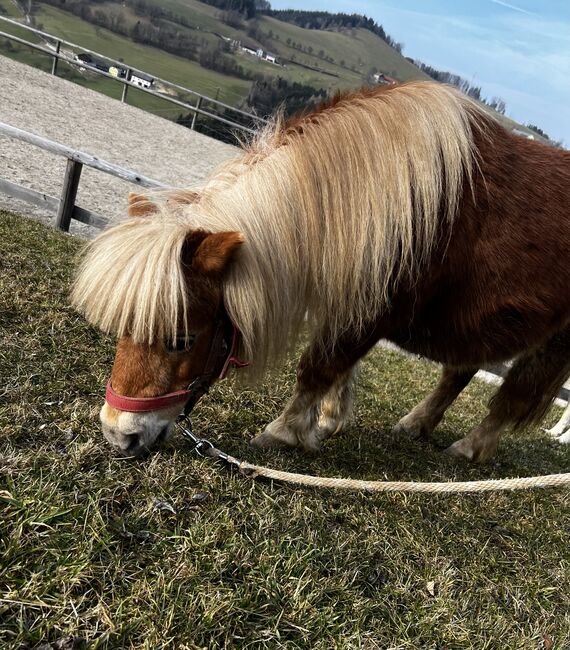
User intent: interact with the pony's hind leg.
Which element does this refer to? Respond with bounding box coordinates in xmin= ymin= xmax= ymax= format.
xmin=446 ymin=328 xmax=570 ymax=462
xmin=251 ymin=365 xmax=358 ymax=453
xmin=393 ymin=366 xmax=476 ymax=439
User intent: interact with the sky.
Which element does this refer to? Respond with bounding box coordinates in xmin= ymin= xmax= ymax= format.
xmin=270 ymin=0 xmax=570 ymax=145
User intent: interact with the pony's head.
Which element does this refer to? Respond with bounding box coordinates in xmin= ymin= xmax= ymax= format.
xmin=72 ymin=193 xmax=244 ymax=456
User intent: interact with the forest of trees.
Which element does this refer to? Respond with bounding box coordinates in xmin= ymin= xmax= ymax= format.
xmin=245 ymin=76 xmax=327 ymax=117
xmin=200 ymin=0 xmax=257 ymax=20
xmin=526 ymin=124 xmax=550 ymax=139
xmin=414 ymin=61 xmax=507 ymax=113
xmin=262 ymin=10 xmax=403 ymax=52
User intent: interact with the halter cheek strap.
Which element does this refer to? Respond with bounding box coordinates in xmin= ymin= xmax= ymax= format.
xmin=105 ymin=319 xmax=248 ymax=415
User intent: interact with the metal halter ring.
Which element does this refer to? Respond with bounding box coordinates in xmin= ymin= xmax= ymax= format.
xmin=178 ymin=422 xmax=215 ymax=458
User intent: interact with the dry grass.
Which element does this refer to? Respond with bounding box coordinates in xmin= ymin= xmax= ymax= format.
xmin=1 ymin=210 xmax=569 ymax=649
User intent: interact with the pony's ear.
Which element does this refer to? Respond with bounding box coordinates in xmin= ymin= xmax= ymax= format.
xmin=128 ymin=192 xmax=158 ymax=217
xmin=185 ymin=230 xmax=244 ymax=277
xmin=167 ymin=190 xmax=201 ymax=206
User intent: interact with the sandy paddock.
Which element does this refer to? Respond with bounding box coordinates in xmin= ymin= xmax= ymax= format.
xmin=0 ymin=56 xmax=237 ymax=237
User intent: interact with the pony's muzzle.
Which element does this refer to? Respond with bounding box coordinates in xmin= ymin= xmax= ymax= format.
xmin=102 ymin=423 xmax=172 ymax=457
xmin=100 ymin=402 xmax=178 ymax=456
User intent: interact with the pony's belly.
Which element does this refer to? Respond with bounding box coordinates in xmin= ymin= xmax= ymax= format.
xmin=388 ymin=323 xmax=530 ymax=367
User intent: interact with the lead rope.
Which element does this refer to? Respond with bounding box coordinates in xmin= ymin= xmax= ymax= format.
xmin=178 ymin=422 xmax=570 ymax=494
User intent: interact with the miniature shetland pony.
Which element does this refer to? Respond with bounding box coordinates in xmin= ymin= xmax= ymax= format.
xmin=72 ymin=81 xmax=570 ymax=461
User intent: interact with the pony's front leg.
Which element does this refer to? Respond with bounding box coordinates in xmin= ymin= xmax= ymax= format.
xmin=251 ymin=366 xmax=357 ymax=453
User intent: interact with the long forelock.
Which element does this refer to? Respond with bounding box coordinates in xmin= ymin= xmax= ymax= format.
xmin=71 ymin=213 xmax=192 ymax=344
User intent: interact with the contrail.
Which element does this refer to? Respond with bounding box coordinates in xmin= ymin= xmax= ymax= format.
xmin=489 ymin=0 xmax=535 ymax=16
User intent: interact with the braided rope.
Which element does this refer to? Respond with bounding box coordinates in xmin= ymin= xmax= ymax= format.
xmin=209 ymin=450 xmax=570 ymax=493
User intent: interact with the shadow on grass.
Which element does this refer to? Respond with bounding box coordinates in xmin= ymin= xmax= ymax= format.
xmin=170 ymin=405 xmax=570 ymax=490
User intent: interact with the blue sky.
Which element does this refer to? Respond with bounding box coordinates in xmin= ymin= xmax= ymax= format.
xmin=270 ymin=0 xmax=570 ymax=144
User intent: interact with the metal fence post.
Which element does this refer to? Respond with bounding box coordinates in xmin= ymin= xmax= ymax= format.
xmin=190 ymin=97 xmax=203 ymax=130
xmin=121 ymin=70 xmax=131 ymax=103
xmin=51 ymin=40 xmax=61 ymax=76
xmin=55 ymin=158 xmax=83 ymax=231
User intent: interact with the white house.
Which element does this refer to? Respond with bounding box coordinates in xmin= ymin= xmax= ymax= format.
xmin=129 ymin=71 xmax=154 ymax=89
xmin=241 ymin=45 xmax=258 ymax=56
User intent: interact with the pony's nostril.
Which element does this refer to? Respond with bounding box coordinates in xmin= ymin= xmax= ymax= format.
xmin=125 ymin=434 xmax=142 ymax=452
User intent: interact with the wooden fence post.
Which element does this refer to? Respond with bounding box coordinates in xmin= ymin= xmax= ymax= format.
xmin=55 ymin=158 xmax=83 ymax=231
xmin=190 ymin=97 xmax=203 ymax=130
xmin=51 ymin=40 xmax=61 ymax=76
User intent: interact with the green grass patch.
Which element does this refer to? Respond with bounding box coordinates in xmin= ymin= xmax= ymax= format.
xmin=1 ymin=210 xmax=569 ymax=648
xmin=0 ymin=0 xmax=24 ymax=18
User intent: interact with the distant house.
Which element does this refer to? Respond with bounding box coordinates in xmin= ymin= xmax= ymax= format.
xmin=236 ymin=42 xmax=280 ymax=65
xmin=75 ymin=52 xmax=94 ymax=66
xmin=74 ymin=52 xmax=110 ymax=73
xmin=240 ymin=44 xmax=259 ymax=56
xmin=373 ymin=72 xmax=398 ymax=85
xmin=129 ymin=71 xmax=154 ymax=89
xmin=74 ymin=52 xmax=126 ymax=78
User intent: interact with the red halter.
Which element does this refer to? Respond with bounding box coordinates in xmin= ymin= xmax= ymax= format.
xmin=105 ymin=318 xmax=248 ymax=414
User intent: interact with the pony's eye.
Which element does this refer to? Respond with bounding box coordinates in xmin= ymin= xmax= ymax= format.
xmin=166 ymin=334 xmax=196 ymax=353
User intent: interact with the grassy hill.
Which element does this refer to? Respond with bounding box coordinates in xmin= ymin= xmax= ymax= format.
xmin=0 ymin=0 xmax=544 ymax=141
xmin=0 ymin=0 xmax=429 ymax=98
xmin=0 ymin=0 xmax=250 ymax=106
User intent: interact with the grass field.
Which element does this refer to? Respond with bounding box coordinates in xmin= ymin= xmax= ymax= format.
xmin=39 ymin=4 xmax=250 ymax=103
xmin=0 ymin=0 xmax=22 ymax=18
xmin=1 ymin=209 xmax=569 ymax=648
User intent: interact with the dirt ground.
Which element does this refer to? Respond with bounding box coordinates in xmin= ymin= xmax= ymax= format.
xmin=0 ymin=56 xmax=237 ymax=237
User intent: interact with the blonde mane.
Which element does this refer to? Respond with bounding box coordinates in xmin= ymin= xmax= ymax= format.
xmin=72 ymin=82 xmax=486 ymax=380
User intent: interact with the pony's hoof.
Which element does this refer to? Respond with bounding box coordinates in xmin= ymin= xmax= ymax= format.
xmin=444 ymin=438 xmax=475 ymax=461
xmin=250 ymin=417 xmax=298 ymax=450
xmin=444 ymin=437 xmax=496 ymax=463
xmin=392 ymin=414 xmax=431 ymax=440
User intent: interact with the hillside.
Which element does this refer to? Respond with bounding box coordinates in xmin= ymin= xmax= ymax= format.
xmin=0 ymin=0 xmax=250 ymax=105
xmin=0 ymin=0 xmax=429 ymax=98
xmin=0 ymin=0 xmax=544 ymax=141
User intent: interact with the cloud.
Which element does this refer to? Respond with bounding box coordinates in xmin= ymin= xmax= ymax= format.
xmin=489 ymin=0 xmax=535 ymax=15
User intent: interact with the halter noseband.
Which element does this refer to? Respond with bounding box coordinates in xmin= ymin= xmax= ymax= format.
xmin=105 ymin=315 xmax=248 ymax=417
